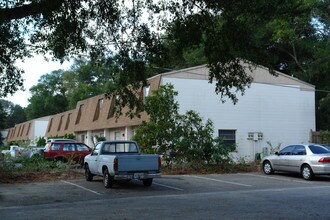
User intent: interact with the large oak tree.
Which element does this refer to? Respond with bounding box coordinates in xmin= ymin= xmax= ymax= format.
xmin=1 ymin=0 xmax=329 ymax=126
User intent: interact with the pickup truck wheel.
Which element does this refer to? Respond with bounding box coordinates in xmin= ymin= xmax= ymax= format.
xmin=85 ymin=165 xmax=93 ymax=181
xmin=142 ymin=178 xmax=153 ymax=187
xmin=103 ymin=168 xmax=114 ymax=188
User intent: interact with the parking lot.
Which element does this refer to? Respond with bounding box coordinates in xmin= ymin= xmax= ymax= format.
xmin=1 ymin=172 xmax=330 ymax=219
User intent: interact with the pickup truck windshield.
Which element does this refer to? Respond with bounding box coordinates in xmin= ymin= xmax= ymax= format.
xmin=102 ymin=142 xmax=138 ymax=154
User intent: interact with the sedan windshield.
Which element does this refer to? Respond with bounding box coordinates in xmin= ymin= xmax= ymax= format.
xmin=308 ymin=145 xmax=330 ymax=154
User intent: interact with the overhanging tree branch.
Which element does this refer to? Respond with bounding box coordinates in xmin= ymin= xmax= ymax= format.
xmin=0 ymin=0 xmax=65 ymax=23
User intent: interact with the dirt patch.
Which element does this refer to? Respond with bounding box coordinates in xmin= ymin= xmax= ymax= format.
xmin=0 ymin=162 xmax=262 ymax=184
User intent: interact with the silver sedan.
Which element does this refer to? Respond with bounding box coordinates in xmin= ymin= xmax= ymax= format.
xmin=261 ymin=144 xmax=330 ymax=180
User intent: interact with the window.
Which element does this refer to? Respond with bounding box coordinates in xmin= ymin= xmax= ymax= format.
xmin=63 ymin=144 xmax=75 ymax=151
xmin=48 ymin=118 xmax=53 ymax=132
xmin=75 ymin=104 xmax=84 ymax=124
xmin=218 ymin=130 xmax=236 ymax=147
xmin=12 ymin=127 xmax=16 ymax=138
xmin=93 ymin=99 xmax=103 ymax=121
xmin=143 ymin=85 xmax=151 ymax=103
xmin=107 ymin=97 xmax=116 ymax=119
xmin=26 ymin=123 xmax=31 ymax=135
xmin=11 ymin=127 xmax=16 ymax=138
xmin=51 ymin=143 xmax=61 ymax=151
xmin=20 ymin=124 xmax=25 ymax=137
xmin=92 ymin=143 xmax=102 ymax=156
xmin=58 ymin=115 xmax=63 ymax=131
xmin=114 ymin=132 xmax=121 ymax=140
xmin=17 ymin=125 xmax=21 ymax=137
xmin=144 ymin=85 xmax=150 ymax=97
xmin=309 ymin=145 xmax=329 ymax=154
xmin=102 ymin=142 xmax=138 ymax=154
xmin=81 ymin=134 xmax=85 ymax=142
xmin=76 ymin=144 xmax=90 ymax=152
xmin=279 ymin=145 xmax=295 ymax=155
xmin=292 ymin=145 xmax=306 ymax=155
xmin=102 ymin=143 xmax=114 ymax=154
xmin=65 ymin=113 xmax=71 ymax=130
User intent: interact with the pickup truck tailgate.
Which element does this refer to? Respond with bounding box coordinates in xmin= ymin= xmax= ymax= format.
xmin=117 ymin=154 xmax=159 ymax=172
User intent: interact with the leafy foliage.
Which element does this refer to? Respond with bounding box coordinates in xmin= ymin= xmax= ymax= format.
xmin=0 ymin=102 xmax=7 ymax=146
xmin=63 ymin=133 xmax=76 ymax=140
xmin=174 ymin=111 xmax=215 ymax=164
xmin=0 ymin=99 xmax=27 ymax=128
xmin=0 ymin=0 xmax=328 ymax=129
xmin=133 ymin=84 xmax=179 ymax=160
xmin=0 ymin=101 xmax=7 ymax=129
xmin=320 ymin=130 xmax=330 ymax=144
xmin=36 ymin=137 xmax=46 ymax=147
xmin=317 ymin=91 xmax=330 ymax=130
xmin=25 ymin=70 xmax=68 ymax=119
xmin=62 ymin=59 xmax=117 ymax=109
xmin=133 ymin=84 xmax=235 ymax=166
xmin=0 ymin=130 xmax=3 ymax=147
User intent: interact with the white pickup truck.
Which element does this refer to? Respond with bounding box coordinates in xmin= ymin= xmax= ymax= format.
xmin=84 ymin=140 xmax=161 ymax=188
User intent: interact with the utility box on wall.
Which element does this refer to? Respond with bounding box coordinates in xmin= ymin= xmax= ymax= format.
xmin=262 ymin=147 xmax=269 ymax=157
xmin=247 ymin=132 xmax=263 ymax=141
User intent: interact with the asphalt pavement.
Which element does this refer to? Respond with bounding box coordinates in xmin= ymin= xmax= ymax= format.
xmin=1 ymin=172 xmax=330 ymax=219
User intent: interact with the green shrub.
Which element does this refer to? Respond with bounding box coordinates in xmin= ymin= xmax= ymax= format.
xmin=36 ymin=137 xmax=46 ymax=147
xmin=64 ymin=133 xmax=76 ymax=140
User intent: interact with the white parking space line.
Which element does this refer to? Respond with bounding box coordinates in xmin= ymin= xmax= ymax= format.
xmin=238 ymin=173 xmax=314 ymax=184
xmin=153 ymin=182 xmax=184 ymax=191
xmin=61 ymin=180 xmax=102 ymax=195
xmin=186 ymin=175 xmax=252 ymax=187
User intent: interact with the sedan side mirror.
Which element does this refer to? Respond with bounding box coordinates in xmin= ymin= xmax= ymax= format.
xmin=275 ymin=152 xmax=279 ymax=156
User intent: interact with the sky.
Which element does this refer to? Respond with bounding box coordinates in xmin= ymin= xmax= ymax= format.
xmin=4 ymin=55 xmax=73 ymax=108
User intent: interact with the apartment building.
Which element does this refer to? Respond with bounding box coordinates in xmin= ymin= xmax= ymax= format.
xmin=5 ymin=64 xmax=315 ymax=159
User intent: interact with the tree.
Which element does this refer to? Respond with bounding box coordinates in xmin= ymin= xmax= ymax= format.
xmin=36 ymin=136 xmax=46 ymax=147
xmin=1 ymin=0 xmax=328 ymax=114
xmin=25 ymin=58 xmax=129 ymax=117
xmin=63 ymin=58 xmax=121 ymax=109
xmin=6 ymin=105 xmax=26 ymax=128
xmin=0 ymin=99 xmax=26 ymax=128
xmin=0 ymin=132 xmax=3 ymax=147
xmin=317 ymin=94 xmax=330 ymax=130
xmin=0 ymin=102 xmax=7 ymax=146
xmin=0 ymin=102 xmax=7 ymax=128
xmin=133 ymin=84 xmax=180 ymax=163
xmin=25 ymin=70 xmax=68 ymax=119
xmin=175 ymin=111 xmax=215 ymax=164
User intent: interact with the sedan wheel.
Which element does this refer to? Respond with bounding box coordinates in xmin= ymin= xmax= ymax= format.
xmin=263 ymin=161 xmax=274 ymax=175
xmin=301 ymin=165 xmax=314 ymax=180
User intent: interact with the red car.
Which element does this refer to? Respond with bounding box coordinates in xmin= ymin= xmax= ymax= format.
xmin=44 ymin=141 xmax=92 ymax=164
